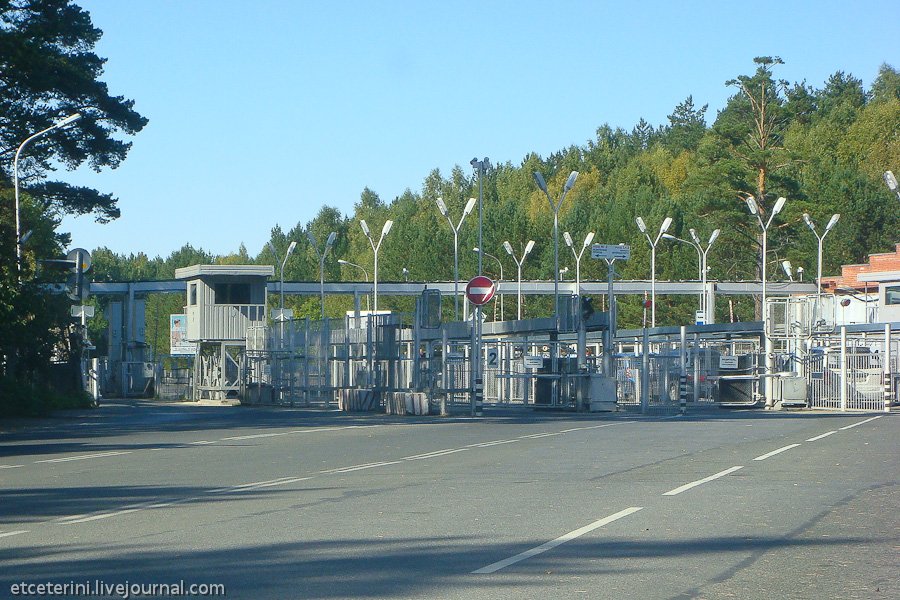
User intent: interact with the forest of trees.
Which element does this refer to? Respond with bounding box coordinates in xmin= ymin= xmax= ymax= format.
xmin=1 ymin=1 xmax=899 ymax=408
xmin=86 ymin=58 xmax=900 ymax=358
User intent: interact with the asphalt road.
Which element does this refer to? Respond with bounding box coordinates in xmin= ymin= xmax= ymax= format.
xmin=1 ymin=401 xmax=897 ymax=599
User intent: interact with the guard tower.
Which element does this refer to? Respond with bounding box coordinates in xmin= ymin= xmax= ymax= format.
xmin=174 ymin=264 xmax=274 ymax=400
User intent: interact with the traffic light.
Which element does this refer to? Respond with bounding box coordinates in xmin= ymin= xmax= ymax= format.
xmin=580 ymin=296 xmax=595 ymax=323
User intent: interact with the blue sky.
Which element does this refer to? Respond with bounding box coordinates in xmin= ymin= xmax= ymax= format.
xmin=60 ymin=0 xmax=897 ymax=258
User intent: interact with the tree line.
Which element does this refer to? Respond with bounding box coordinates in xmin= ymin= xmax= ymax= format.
xmin=1 ymin=1 xmax=898 ymax=410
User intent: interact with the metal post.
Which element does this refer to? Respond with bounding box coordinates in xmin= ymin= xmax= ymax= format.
xmin=517 ymin=263 xmax=523 ymax=320
xmin=679 ymin=326 xmax=688 ymax=414
xmin=884 ymin=323 xmax=892 ymax=413
xmin=840 ymin=325 xmax=847 ymax=412
xmin=641 ymin=326 xmax=649 ymax=415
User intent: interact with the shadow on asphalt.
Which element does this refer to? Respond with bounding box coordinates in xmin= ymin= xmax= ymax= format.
xmin=0 ymin=529 xmax=880 ymax=599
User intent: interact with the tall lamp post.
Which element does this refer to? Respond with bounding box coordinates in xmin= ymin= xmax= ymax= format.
xmin=471 ymin=158 xmax=491 ymax=275
xmin=338 ymin=259 xmax=370 ymax=311
xmin=563 ymin=231 xmax=595 ymax=296
xmin=533 ymin=170 xmax=578 ymax=325
xmin=503 ymin=240 xmax=535 ymax=320
xmin=746 ymin=195 xmax=786 ymax=408
xmin=266 ymin=240 xmax=297 ymax=312
xmin=884 ymin=171 xmax=900 ymax=200
xmin=360 ymin=219 xmax=393 ymax=313
xmin=13 ymin=112 xmax=82 ymax=274
xmin=307 ymin=230 xmax=337 ymax=319
xmin=802 ymin=212 xmax=840 ymax=298
xmin=635 ymin=216 xmax=673 ymax=327
xmin=746 ymin=196 xmax=786 ymax=316
xmin=803 ymin=212 xmax=839 ymax=331
xmin=662 ymin=233 xmax=704 ymax=313
xmin=689 ymin=228 xmax=720 ymax=323
xmin=437 ymin=196 xmax=477 ymax=320
xmin=474 ymin=247 xmax=504 ymax=321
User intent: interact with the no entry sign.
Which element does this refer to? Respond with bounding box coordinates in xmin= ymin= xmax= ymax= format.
xmin=465 ymin=275 xmax=495 ymax=306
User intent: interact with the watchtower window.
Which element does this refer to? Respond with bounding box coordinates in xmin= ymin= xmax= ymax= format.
xmin=214 ymin=283 xmax=251 ymax=305
xmin=189 ymin=283 xmax=198 ymax=306
xmin=886 ymin=285 xmax=900 ymax=306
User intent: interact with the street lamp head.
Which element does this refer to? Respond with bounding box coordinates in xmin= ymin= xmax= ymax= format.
xmin=745 ymin=196 xmax=758 ymax=215
xmin=381 ymin=220 xmax=393 ymax=237
xmin=436 ymin=197 xmax=448 ymax=216
xmin=661 ymin=233 xmax=676 ymax=241
xmin=802 ymin=212 xmax=815 ymax=231
xmin=564 ymin=171 xmax=579 ymax=192
xmin=306 ymin=230 xmax=317 ymax=247
xmin=266 ymin=241 xmax=276 ymax=256
xmin=773 ymin=196 xmax=787 ymax=215
xmin=463 ymin=197 xmax=477 ymax=216
xmin=338 ymin=259 xmax=349 ymax=266
xmin=360 ymin=220 xmax=370 ymax=236
xmin=583 ymin=231 xmax=595 ymax=247
xmin=708 ymin=229 xmax=721 ymax=246
xmin=635 ymin=217 xmax=647 ymax=233
xmin=884 ymin=170 xmax=898 ymax=192
xmin=55 ymin=112 xmax=81 ymax=127
xmin=524 ymin=240 xmax=536 ymax=255
xmin=689 ymin=228 xmax=701 ymax=245
xmin=503 ymin=241 xmax=514 ymax=256
xmin=825 ymin=213 xmax=840 ymax=232
xmin=286 ymin=240 xmax=297 ymax=258
xmin=532 ymin=171 xmax=548 ymax=194
xmin=660 ymin=217 xmax=673 ymax=234
xmin=563 ymin=231 xmax=574 ymax=248
xmin=781 ymin=260 xmax=793 ymax=281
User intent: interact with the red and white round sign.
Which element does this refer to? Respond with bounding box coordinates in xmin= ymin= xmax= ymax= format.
xmin=465 ymin=275 xmax=495 ymax=306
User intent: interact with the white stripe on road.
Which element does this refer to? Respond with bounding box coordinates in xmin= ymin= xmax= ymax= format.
xmin=753 ymin=444 xmax=802 ymax=461
xmin=663 ymin=466 xmax=744 ymax=496
xmin=472 ymin=507 xmax=643 ymax=574
xmin=190 ymin=440 xmax=216 ymax=445
xmin=839 ymin=416 xmax=883 ymax=430
xmin=806 ymin=431 xmax=837 ymax=442
xmin=330 ymin=461 xmax=402 ymax=473
xmin=207 ymin=477 xmax=299 ymax=494
xmin=402 ymin=449 xmax=467 ymax=461
xmin=221 ymin=425 xmax=360 ymax=442
xmin=467 ymin=439 xmax=519 ymax=448
xmin=0 ymin=464 xmax=24 ymax=469
xmin=0 ymin=530 xmax=29 ymax=539
xmin=35 ymin=451 xmax=131 ymax=464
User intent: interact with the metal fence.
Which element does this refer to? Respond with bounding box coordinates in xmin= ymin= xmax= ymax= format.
xmin=225 ymin=310 xmax=898 ymax=414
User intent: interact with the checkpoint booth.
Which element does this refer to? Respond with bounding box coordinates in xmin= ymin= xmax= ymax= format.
xmin=174 ymin=264 xmax=274 ymax=401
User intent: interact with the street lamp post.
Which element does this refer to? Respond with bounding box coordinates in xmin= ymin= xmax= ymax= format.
xmin=635 ymin=216 xmax=673 ymax=327
xmin=563 ymin=231 xmax=595 ymax=295
xmin=689 ymin=228 xmax=720 ymax=323
xmin=802 ymin=212 xmax=840 ymax=321
xmin=503 ymin=240 xmax=535 ymax=320
xmin=471 ymin=158 xmax=491 ymax=275
xmin=746 ymin=196 xmax=786 ymax=317
xmin=13 ymin=112 xmax=81 ymax=275
xmin=474 ymin=247 xmax=504 ymax=321
xmin=437 ymin=196 xmax=477 ymax=320
xmin=266 ymin=240 xmax=297 ymax=312
xmin=533 ymin=170 xmax=578 ymax=325
xmin=338 ymin=259 xmax=370 ymax=311
xmin=746 ymin=195 xmax=787 ymax=408
xmin=307 ymin=230 xmax=337 ymax=320
xmin=662 ymin=228 xmax=719 ymax=321
xmin=360 ymin=219 xmax=393 ymax=313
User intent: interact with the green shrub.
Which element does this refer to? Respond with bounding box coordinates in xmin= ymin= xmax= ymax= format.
xmin=0 ymin=377 xmax=94 ymax=417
